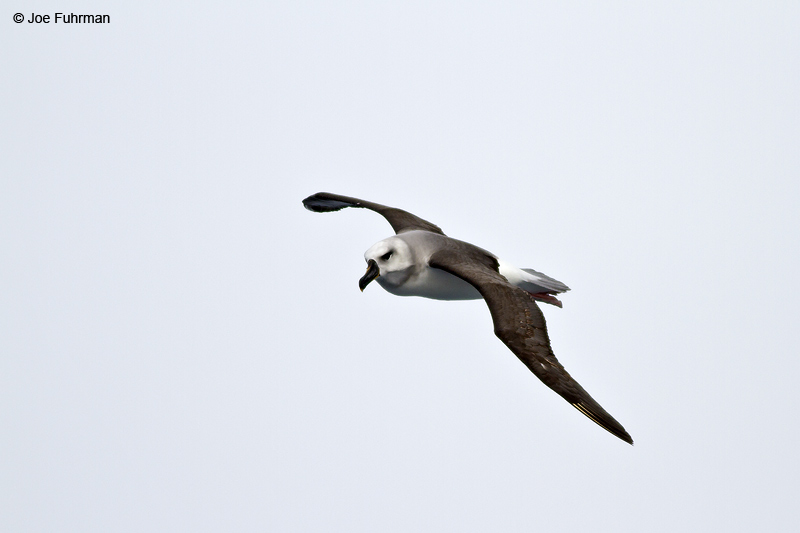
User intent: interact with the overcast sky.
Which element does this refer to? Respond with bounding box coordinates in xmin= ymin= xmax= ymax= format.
xmin=2 ymin=2 xmax=799 ymax=531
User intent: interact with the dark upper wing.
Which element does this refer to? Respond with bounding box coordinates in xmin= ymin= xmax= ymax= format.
xmin=302 ymin=192 xmax=445 ymax=235
xmin=429 ymin=247 xmax=633 ymax=445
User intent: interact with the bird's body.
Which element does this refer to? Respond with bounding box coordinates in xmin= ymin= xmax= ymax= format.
xmin=366 ymin=231 xmax=481 ymax=300
xmin=302 ymin=192 xmax=633 ymax=444
xmin=366 ymin=230 xmax=570 ymax=304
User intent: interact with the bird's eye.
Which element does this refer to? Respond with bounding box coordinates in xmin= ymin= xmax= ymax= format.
xmin=381 ymin=251 xmax=393 ymax=261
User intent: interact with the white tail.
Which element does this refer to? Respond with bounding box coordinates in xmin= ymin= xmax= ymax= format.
xmin=498 ymin=261 xmax=570 ymax=307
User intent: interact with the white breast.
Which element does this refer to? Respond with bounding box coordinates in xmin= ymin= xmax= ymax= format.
xmin=376 ymin=265 xmax=481 ymax=300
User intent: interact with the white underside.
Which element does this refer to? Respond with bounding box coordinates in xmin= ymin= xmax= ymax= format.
xmin=376 ymin=260 xmax=567 ymax=301
xmin=377 ymin=266 xmax=481 ymax=300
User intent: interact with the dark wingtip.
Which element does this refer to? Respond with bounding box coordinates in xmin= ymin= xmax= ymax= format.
xmin=572 ymin=401 xmax=634 ymax=445
xmin=618 ymin=430 xmax=634 ymax=445
xmin=602 ymin=424 xmax=633 ymax=445
xmin=302 ymin=192 xmax=353 ymax=213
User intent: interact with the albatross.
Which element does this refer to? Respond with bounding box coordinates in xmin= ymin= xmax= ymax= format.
xmin=302 ymin=192 xmax=633 ymax=444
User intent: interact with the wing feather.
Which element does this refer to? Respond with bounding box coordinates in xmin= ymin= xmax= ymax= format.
xmin=429 ymin=248 xmax=633 ymax=444
xmin=302 ymin=192 xmax=445 ymax=235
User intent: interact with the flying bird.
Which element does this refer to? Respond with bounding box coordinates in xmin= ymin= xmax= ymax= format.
xmin=302 ymin=192 xmax=633 ymax=444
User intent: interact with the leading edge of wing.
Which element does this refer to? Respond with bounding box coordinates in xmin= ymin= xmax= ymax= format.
xmin=428 ymin=248 xmax=633 ymax=444
xmin=302 ymin=192 xmax=445 ymax=235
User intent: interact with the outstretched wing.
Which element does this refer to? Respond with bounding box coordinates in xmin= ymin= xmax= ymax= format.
xmin=302 ymin=192 xmax=445 ymax=235
xmin=429 ymin=247 xmax=633 ymax=444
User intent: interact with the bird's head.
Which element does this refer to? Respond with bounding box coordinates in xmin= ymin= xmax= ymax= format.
xmin=360 ymin=237 xmax=415 ymax=292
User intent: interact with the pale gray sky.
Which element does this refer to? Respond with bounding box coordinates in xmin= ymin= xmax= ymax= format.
xmin=2 ymin=2 xmax=799 ymax=531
